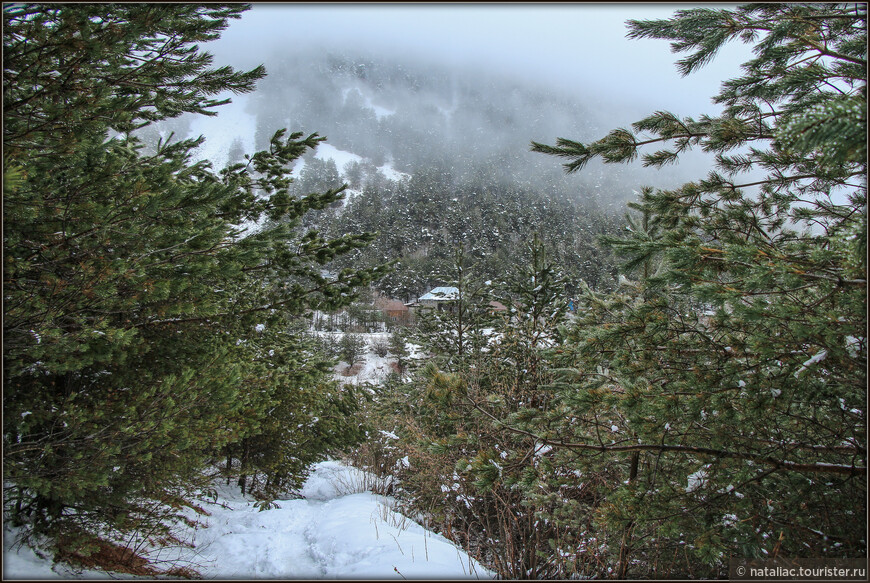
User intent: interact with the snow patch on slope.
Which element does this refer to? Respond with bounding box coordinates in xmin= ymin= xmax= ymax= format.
xmin=378 ymin=159 xmax=411 ymax=182
xmin=342 ymin=86 xmax=395 ymax=120
xmin=313 ymin=144 xmax=408 ymax=183
xmin=315 ymin=143 xmax=364 ymax=169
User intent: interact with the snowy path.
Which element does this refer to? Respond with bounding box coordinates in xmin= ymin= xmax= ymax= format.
xmin=3 ymin=461 xmax=493 ymax=579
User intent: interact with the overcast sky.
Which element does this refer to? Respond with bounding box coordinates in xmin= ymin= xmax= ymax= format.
xmin=205 ymin=2 xmax=752 ymax=121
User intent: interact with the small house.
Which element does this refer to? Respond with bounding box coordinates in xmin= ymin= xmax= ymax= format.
xmin=373 ymin=295 xmax=411 ymax=325
xmin=417 ymin=286 xmax=459 ymax=311
xmin=406 ymin=286 xmax=460 ymax=318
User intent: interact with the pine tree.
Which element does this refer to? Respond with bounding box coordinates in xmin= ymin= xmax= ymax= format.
xmin=491 ymin=234 xmax=570 ymax=396
xmin=530 ymin=3 xmax=866 ymax=573
xmin=388 ymin=329 xmax=411 ymax=378
xmin=3 ymin=3 xmax=388 ymax=567
xmin=378 ymin=238 xmax=580 ymax=578
xmin=224 ymin=331 xmax=365 ymax=503
xmin=414 ymin=245 xmax=494 ymax=373
xmin=456 ymin=236 xmax=576 ymax=578
xmin=339 ymin=333 xmax=367 ymax=365
xmin=226 ymin=136 xmax=247 ymax=166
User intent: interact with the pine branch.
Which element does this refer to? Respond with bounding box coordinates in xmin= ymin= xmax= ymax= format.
xmin=468 ymin=399 xmax=865 ymax=477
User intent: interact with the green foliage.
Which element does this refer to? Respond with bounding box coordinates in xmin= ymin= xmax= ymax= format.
xmin=3 ymin=3 xmax=386 ymax=565
xmin=413 ymin=246 xmax=495 ymax=373
xmin=361 ymin=239 xmax=597 ymax=579
xmin=339 ymin=333 xmax=367 ymax=364
xmin=530 ymin=2 xmax=866 ymax=575
xmin=225 ymin=331 xmax=366 ymax=500
xmin=777 ymin=94 xmax=867 ymax=168
xmin=491 ymin=234 xmax=570 ymax=394
xmin=388 ymin=330 xmax=411 ymax=376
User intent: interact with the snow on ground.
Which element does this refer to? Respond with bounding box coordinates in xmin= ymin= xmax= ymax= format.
xmin=4 ymin=461 xmax=493 ymax=580
xmin=3 ymin=529 xmax=108 ymax=580
xmin=316 ymin=331 xmax=398 ymax=386
xmin=292 ymin=156 xmax=307 ymax=176
xmin=310 ymin=329 xmax=425 ymax=386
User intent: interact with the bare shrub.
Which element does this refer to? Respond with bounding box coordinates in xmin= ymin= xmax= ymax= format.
xmin=372 ymin=339 xmax=390 ymax=358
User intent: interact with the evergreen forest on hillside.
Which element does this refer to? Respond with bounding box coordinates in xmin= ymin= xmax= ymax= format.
xmin=3 ymin=3 xmax=866 ymax=579
xmin=298 ymin=160 xmax=623 ymax=300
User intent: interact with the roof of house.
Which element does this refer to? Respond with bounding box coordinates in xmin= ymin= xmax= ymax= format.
xmin=418 ymin=286 xmax=459 ymax=301
xmin=374 ymin=297 xmax=408 ymax=312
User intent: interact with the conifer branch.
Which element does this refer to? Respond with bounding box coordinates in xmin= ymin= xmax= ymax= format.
xmin=468 ymin=399 xmax=865 ymax=477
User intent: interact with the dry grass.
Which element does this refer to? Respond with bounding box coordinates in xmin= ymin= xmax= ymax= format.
xmin=56 ymin=532 xmax=199 ymax=579
xmin=341 ymin=362 xmax=364 ymax=376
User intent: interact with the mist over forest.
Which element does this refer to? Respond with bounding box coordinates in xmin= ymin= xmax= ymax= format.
xmin=139 ymin=43 xmax=711 ymax=298
xmin=154 ymin=42 xmax=715 ymax=192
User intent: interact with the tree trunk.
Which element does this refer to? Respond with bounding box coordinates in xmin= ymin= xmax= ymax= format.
xmin=238 ymin=439 xmax=249 ymax=496
xmin=617 ymin=452 xmax=641 ymax=579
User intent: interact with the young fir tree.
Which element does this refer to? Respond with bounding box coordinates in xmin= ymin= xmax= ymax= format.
xmin=339 ymin=332 xmax=367 ymax=365
xmin=388 ymin=328 xmax=411 ymax=378
xmin=3 ymin=3 xmax=388 ymax=567
xmin=413 ymin=245 xmax=494 ymax=374
xmin=381 ymin=238 xmax=580 ymax=578
xmin=490 ymin=234 xmax=570 ymax=398
xmin=529 ymin=3 xmax=866 ymax=574
xmin=453 ymin=235 xmax=576 ymax=578
xmin=223 ymin=330 xmax=365 ymax=504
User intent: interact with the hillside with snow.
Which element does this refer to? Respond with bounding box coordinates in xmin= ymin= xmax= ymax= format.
xmin=4 ymin=460 xmax=492 ymax=580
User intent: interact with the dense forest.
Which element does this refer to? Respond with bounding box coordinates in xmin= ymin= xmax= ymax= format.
xmin=294 ymin=160 xmax=622 ymax=300
xmin=3 ymin=3 xmax=866 ymax=579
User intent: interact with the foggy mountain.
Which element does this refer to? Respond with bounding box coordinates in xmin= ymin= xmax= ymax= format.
xmin=137 ymin=45 xmax=704 ymax=298
xmin=233 ymin=46 xmax=695 ymax=206
xmin=249 ymin=48 xmax=590 ymax=183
